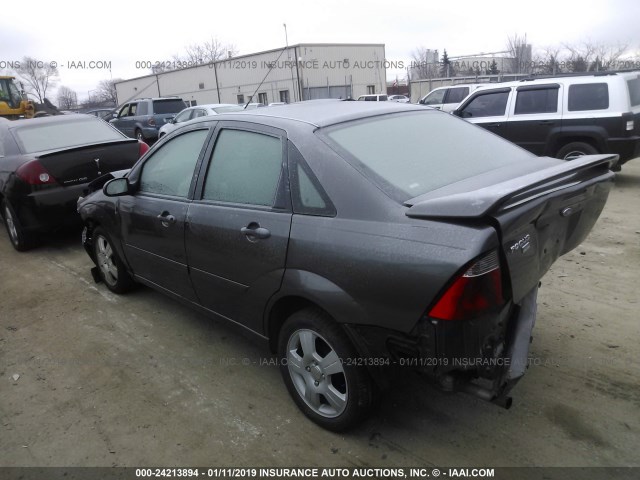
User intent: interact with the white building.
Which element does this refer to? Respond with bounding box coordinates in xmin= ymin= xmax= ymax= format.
xmin=115 ymin=44 xmax=387 ymax=106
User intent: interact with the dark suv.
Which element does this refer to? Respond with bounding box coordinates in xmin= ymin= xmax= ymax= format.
xmin=110 ymin=97 xmax=186 ymax=142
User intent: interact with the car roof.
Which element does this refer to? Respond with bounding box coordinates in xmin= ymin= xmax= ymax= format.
xmin=184 ymin=100 xmax=426 ymax=128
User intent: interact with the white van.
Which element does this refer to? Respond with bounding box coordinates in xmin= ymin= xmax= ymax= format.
xmin=357 ymin=94 xmax=388 ymax=101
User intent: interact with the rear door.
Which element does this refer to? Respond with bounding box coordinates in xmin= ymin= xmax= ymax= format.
xmin=506 ymin=84 xmax=563 ymax=155
xmin=118 ymin=127 xmax=211 ymax=301
xmin=185 ymin=122 xmax=292 ymax=333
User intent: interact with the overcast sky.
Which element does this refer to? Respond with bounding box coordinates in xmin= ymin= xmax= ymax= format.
xmin=1 ymin=0 xmax=638 ymax=103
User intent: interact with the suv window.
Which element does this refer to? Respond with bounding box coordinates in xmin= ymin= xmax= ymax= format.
xmin=568 ymin=83 xmax=609 ymax=111
xmin=136 ymin=102 xmax=149 ymax=116
xmin=422 ymin=89 xmax=445 ymax=105
xmin=444 ymin=87 xmax=469 ymax=104
xmin=627 ymin=78 xmax=640 ymax=107
xmin=152 ymin=99 xmax=187 ymax=114
xmin=461 ymin=91 xmax=509 ymax=117
xmin=129 ymin=103 xmax=137 ymax=116
xmin=118 ymin=104 xmax=130 ymax=117
xmin=203 ymin=129 xmax=283 ymax=206
xmin=514 ymin=87 xmax=559 ymax=114
xmin=139 ymin=129 xmax=208 ymax=197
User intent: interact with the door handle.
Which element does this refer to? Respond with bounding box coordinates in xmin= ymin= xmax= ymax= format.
xmin=157 ymin=211 xmax=176 ymax=227
xmin=486 ymin=123 xmax=501 ymax=127
xmin=241 ymin=222 xmax=271 ymax=240
xmin=538 ymin=120 xmax=554 ymax=125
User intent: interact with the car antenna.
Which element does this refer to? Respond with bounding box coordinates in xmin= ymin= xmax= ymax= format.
xmin=244 ymin=45 xmax=289 ymax=110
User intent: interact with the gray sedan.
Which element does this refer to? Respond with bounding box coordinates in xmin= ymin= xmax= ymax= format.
xmin=78 ymin=101 xmax=615 ymax=431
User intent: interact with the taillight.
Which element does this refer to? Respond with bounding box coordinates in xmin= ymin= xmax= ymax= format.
xmin=16 ymin=160 xmax=57 ymax=185
xmin=429 ymin=250 xmax=504 ymax=321
xmin=138 ymin=140 xmax=150 ymax=157
xmin=148 ymin=118 xmax=156 ymax=127
xmin=622 ymin=112 xmax=635 ymax=134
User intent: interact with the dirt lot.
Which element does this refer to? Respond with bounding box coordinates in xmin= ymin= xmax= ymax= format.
xmin=1 ymin=161 xmax=639 ymax=471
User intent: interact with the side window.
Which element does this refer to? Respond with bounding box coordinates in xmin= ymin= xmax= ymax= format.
xmin=298 ymin=165 xmax=326 ymax=209
xmin=118 ymin=104 xmax=129 ymax=117
xmin=136 ymin=102 xmax=148 ymax=115
xmin=461 ymin=91 xmax=509 ymax=117
xmin=129 ymin=103 xmax=138 ymax=116
xmin=443 ymin=87 xmax=469 ymax=104
xmin=192 ymin=109 xmax=207 ymax=118
xmin=628 ymin=78 xmax=640 ymax=107
xmin=568 ymin=83 xmax=609 ymax=111
xmin=423 ymin=89 xmax=446 ymax=105
xmin=515 ymin=88 xmax=559 ymax=114
xmin=203 ymin=129 xmax=283 ymax=206
xmin=139 ymin=129 xmax=209 ymax=197
xmin=174 ymin=110 xmax=193 ymax=123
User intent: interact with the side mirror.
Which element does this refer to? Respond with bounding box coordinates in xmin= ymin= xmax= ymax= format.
xmin=453 ymin=109 xmax=470 ymax=118
xmin=103 ymin=177 xmax=131 ymax=197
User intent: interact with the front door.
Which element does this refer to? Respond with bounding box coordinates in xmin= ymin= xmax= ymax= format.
xmin=119 ymin=128 xmax=211 ymax=301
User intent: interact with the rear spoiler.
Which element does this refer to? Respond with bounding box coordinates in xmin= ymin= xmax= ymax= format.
xmin=405 ymin=154 xmax=617 ymax=219
xmin=34 ymin=138 xmax=137 ymax=158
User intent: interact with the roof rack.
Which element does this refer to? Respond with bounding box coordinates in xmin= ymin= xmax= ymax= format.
xmin=518 ymin=69 xmax=640 ymax=82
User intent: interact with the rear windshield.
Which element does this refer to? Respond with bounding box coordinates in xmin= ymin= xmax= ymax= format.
xmin=153 ymin=99 xmax=187 ymax=114
xmin=322 ymin=111 xmax=533 ymax=202
xmin=12 ymin=118 xmax=125 ymax=154
xmin=627 ymin=77 xmax=640 ymax=107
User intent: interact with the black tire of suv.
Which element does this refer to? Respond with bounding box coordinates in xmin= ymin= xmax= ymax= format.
xmin=556 ymin=142 xmax=598 ymax=161
xmin=278 ymin=307 xmax=377 ymax=431
xmin=135 ymin=129 xmax=145 ymax=142
xmin=1 ymin=199 xmax=36 ymax=251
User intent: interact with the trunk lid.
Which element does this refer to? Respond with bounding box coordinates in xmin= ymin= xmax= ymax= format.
xmin=35 ymin=140 xmax=140 ymax=187
xmin=405 ymin=154 xmax=616 ymax=302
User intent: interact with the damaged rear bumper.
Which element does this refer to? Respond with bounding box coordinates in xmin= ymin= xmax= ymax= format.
xmin=344 ymin=287 xmax=539 ymax=408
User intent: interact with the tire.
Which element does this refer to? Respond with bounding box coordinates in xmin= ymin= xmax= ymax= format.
xmin=92 ymin=227 xmax=134 ymax=293
xmin=1 ymin=200 xmax=36 ymax=251
xmin=556 ymin=142 xmax=598 ymax=161
xmin=135 ymin=129 xmax=144 ymax=142
xmin=278 ymin=308 xmax=376 ymax=431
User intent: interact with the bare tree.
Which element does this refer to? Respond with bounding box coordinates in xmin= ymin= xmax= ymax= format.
xmin=410 ymin=47 xmax=439 ymax=79
xmin=533 ymin=46 xmax=563 ymax=75
xmin=591 ymin=42 xmax=629 ymax=70
xmin=57 ymin=86 xmax=77 ymax=110
xmin=563 ymin=41 xmax=597 ymax=72
xmin=14 ymin=56 xmax=59 ymax=102
xmin=96 ymin=78 xmax=122 ymax=105
xmin=506 ymin=34 xmax=533 ymax=74
xmin=183 ymin=37 xmax=238 ymax=64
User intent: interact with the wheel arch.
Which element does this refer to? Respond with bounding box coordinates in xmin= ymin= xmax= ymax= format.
xmin=264 ymin=269 xmax=369 ymax=353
